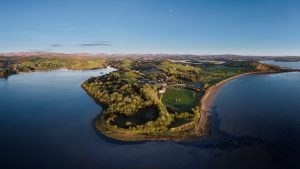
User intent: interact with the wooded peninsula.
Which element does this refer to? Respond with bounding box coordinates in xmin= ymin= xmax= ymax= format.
xmin=81 ymin=59 xmax=289 ymax=141
xmin=0 ymin=54 xmax=292 ymax=141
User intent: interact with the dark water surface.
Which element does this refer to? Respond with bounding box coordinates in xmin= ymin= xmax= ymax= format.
xmin=0 ymin=66 xmax=300 ymax=169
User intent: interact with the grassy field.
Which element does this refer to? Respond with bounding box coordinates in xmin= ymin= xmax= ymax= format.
xmin=206 ymin=65 xmax=252 ymax=72
xmin=162 ymin=86 xmax=197 ymax=113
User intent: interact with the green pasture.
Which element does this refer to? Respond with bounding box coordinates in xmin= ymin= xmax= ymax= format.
xmin=162 ymin=86 xmax=197 ymax=113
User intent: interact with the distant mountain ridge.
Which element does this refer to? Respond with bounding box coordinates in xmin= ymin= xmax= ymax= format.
xmin=1 ymin=52 xmax=300 ymax=61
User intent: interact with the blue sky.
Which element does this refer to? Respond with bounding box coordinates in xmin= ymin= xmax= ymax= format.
xmin=0 ymin=0 xmax=300 ymax=55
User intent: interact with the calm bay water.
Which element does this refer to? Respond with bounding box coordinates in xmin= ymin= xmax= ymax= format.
xmin=261 ymin=60 xmax=300 ymax=69
xmin=0 ymin=63 xmax=300 ymax=169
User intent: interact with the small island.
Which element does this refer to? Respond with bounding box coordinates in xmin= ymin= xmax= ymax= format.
xmin=82 ymin=59 xmax=289 ymax=141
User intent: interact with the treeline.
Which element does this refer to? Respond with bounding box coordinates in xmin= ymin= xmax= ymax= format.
xmin=17 ymin=57 xmax=107 ymax=70
xmin=0 ymin=68 xmax=16 ymax=78
xmin=0 ymin=56 xmax=107 ymax=78
xmin=82 ymin=71 xmax=178 ymax=134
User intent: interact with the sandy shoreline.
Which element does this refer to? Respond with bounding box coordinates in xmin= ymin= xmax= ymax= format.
xmin=194 ymin=70 xmax=297 ymax=134
xmin=195 ymin=72 xmax=257 ymax=134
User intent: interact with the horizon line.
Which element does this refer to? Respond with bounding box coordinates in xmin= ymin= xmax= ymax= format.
xmin=1 ymin=51 xmax=300 ymax=57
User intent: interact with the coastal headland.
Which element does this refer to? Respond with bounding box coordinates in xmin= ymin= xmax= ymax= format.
xmin=1 ymin=54 xmax=295 ymax=141
xmin=82 ymin=59 xmax=291 ymax=141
